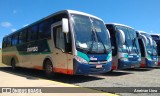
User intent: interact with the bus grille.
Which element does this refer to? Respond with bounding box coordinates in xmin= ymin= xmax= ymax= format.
xmin=89 ymin=60 xmax=107 ymax=64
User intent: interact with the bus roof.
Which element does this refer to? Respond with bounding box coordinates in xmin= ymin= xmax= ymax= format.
xmin=137 ymin=31 xmax=152 ymax=37
xmin=106 ymin=23 xmax=134 ymax=29
xmin=46 ymin=10 xmax=103 ymax=21
xmin=150 ymin=33 xmax=160 ymax=36
xmin=67 ymin=10 xmax=102 ymax=20
xmin=137 ymin=30 xmax=146 ymax=33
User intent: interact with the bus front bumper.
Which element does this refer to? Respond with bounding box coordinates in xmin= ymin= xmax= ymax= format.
xmin=73 ymin=59 xmax=112 ymax=75
xmin=145 ymin=59 xmax=158 ymax=67
xmin=118 ymin=59 xmax=140 ymax=69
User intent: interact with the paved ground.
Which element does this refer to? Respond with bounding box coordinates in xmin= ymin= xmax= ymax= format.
xmin=0 ymin=67 xmax=117 ymax=96
xmin=74 ymin=67 xmax=160 ymax=96
xmin=0 ymin=65 xmax=160 ymax=96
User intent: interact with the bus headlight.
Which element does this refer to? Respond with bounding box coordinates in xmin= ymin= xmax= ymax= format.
xmin=106 ymin=52 xmax=112 ymax=62
xmin=120 ymin=57 xmax=128 ymax=61
xmin=138 ymin=58 xmax=141 ymax=61
xmin=75 ymin=56 xmax=88 ymax=64
xmin=108 ymin=55 xmax=112 ymax=62
xmin=147 ymin=55 xmax=152 ymax=61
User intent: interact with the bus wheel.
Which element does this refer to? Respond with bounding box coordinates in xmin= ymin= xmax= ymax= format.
xmin=11 ymin=59 xmax=16 ymax=71
xmin=108 ymin=69 xmax=113 ymax=73
xmin=44 ymin=60 xmax=54 ymax=78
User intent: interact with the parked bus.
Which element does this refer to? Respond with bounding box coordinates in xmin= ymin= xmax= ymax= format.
xmin=151 ymin=34 xmax=160 ymax=66
xmin=2 ymin=10 xmax=112 ymax=76
xmin=106 ymin=23 xmax=141 ymax=70
xmin=137 ymin=31 xmax=158 ymax=67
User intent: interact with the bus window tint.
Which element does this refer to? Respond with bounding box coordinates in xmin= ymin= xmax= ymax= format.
xmin=12 ymin=33 xmax=19 ymax=46
xmin=2 ymin=37 xmax=7 ymax=48
xmin=27 ymin=25 xmax=38 ymax=41
xmin=39 ymin=20 xmax=51 ymax=39
xmin=19 ymin=30 xmax=27 ymax=44
xmin=56 ymin=26 xmax=65 ymax=51
xmin=7 ymin=36 xmax=12 ymax=47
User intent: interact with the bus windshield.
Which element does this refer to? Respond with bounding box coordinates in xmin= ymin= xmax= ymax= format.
xmin=71 ymin=14 xmax=111 ymax=53
xmin=152 ymin=40 xmax=158 ymax=55
xmin=116 ymin=25 xmax=139 ymax=54
xmin=151 ymin=35 xmax=160 ymax=56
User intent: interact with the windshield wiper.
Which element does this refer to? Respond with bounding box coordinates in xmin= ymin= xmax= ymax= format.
xmin=124 ymin=39 xmax=131 ymax=54
xmin=94 ymin=29 xmax=108 ymax=53
xmin=87 ymin=28 xmax=96 ymax=53
xmin=76 ymin=46 xmax=89 ymax=53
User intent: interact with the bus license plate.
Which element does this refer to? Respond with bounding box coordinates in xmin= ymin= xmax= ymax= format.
xmin=131 ymin=66 xmax=135 ymax=68
xmin=96 ymin=65 xmax=102 ymax=68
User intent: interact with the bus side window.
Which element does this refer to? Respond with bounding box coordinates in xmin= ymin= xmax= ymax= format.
xmin=19 ymin=32 xmax=22 ymax=44
xmin=39 ymin=20 xmax=52 ymax=39
xmin=6 ymin=36 xmax=12 ymax=47
xmin=2 ymin=37 xmax=7 ymax=48
xmin=19 ymin=31 xmax=27 ymax=44
xmin=27 ymin=25 xmax=38 ymax=42
xmin=11 ymin=33 xmax=19 ymax=46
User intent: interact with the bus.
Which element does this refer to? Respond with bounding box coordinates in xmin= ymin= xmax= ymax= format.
xmin=106 ymin=23 xmax=141 ymax=70
xmin=151 ymin=34 xmax=160 ymax=66
xmin=137 ymin=31 xmax=158 ymax=67
xmin=2 ymin=10 xmax=112 ymax=76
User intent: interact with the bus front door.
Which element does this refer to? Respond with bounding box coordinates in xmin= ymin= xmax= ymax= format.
xmin=52 ymin=25 xmax=68 ymax=74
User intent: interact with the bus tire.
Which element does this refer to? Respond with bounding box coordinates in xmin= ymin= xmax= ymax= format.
xmin=44 ymin=59 xmax=54 ymax=78
xmin=11 ymin=58 xmax=16 ymax=71
xmin=108 ymin=69 xmax=113 ymax=73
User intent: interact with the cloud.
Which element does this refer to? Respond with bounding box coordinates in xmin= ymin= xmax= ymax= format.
xmin=0 ymin=22 xmax=12 ymax=28
xmin=11 ymin=29 xmax=16 ymax=32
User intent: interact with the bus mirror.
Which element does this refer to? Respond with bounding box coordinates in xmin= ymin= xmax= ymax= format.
xmin=117 ymin=29 xmax=125 ymax=45
xmin=62 ymin=18 xmax=69 ymax=34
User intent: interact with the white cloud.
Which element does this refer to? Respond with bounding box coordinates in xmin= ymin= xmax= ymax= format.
xmin=23 ymin=24 xmax=29 ymax=27
xmin=11 ymin=29 xmax=16 ymax=32
xmin=0 ymin=22 xmax=12 ymax=28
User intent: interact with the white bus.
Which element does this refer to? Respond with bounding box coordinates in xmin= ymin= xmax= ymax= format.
xmin=150 ymin=34 xmax=160 ymax=66
xmin=2 ymin=10 xmax=112 ymax=76
xmin=106 ymin=23 xmax=141 ymax=70
xmin=137 ymin=31 xmax=158 ymax=67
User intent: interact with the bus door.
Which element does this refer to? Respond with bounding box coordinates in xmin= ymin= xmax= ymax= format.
xmin=52 ymin=23 xmax=69 ymax=74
